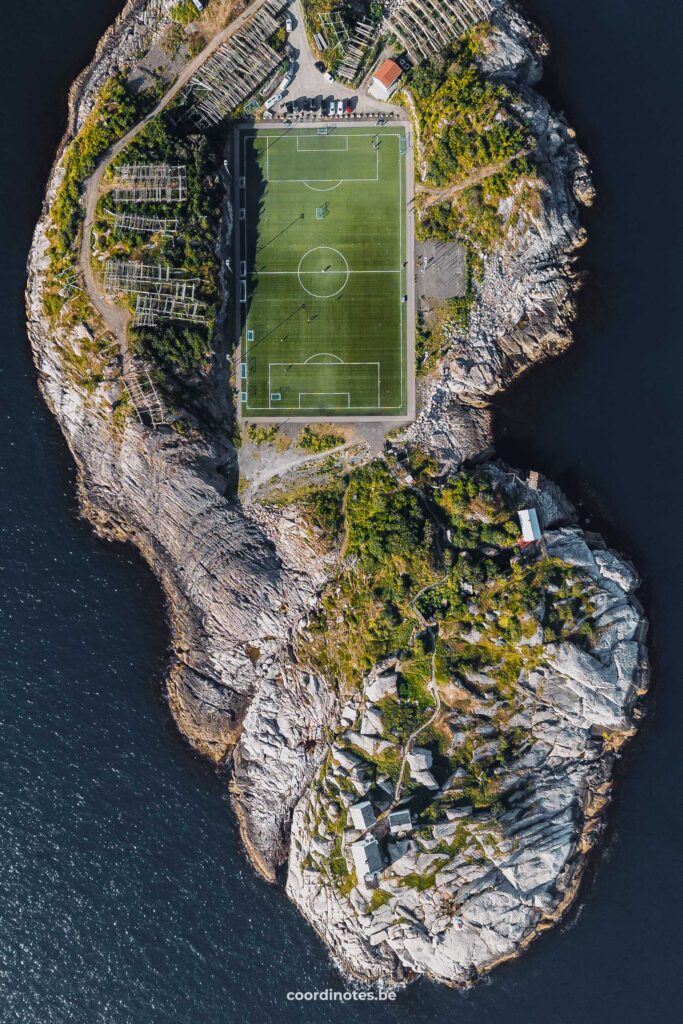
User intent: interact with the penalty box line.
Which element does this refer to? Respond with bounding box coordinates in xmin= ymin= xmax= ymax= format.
xmin=267 ymin=361 xmax=381 ymax=410
xmin=263 ymin=136 xmax=383 ymax=184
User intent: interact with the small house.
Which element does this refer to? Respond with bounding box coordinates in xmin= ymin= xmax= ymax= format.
xmin=518 ymin=508 xmax=542 ymax=543
xmin=349 ymin=800 xmax=376 ymax=831
xmin=351 ymin=836 xmax=383 ymax=879
xmin=369 ymin=59 xmax=403 ymax=100
xmin=388 ymin=809 xmax=412 ymax=835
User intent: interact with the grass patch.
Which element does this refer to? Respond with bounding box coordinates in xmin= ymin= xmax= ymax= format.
xmin=400 ymin=858 xmax=449 ymax=891
xmin=408 ymin=30 xmax=540 ymax=254
xmin=367 ymin=888 xmax=392 ymax=912
xmin=246 ymin=424 xmax=280 ymax=445
xmin=297 ymin=426 xmax=345 ymax=453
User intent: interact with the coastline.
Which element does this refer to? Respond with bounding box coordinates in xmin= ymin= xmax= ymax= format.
xmin=24 ymin=0 xmax=649 ymax=991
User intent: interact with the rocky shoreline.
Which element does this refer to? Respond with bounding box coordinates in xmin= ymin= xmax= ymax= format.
xmin=25 ymin=0 xmax=648 ymax=990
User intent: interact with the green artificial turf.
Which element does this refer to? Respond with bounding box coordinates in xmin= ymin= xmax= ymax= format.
xmin=238 ymin=125 xmax=408 ymax=417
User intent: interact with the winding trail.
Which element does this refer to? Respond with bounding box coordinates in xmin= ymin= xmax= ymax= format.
xmin=415 ymin=149 xmax=530 ymax=210
xmin=79 ymin=0 xmax=274 ymax=365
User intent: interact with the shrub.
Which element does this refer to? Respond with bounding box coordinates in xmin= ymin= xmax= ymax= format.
xmin=246 ymin=424 xmax=280 ymax=445
xmin=171 ymin=1 xmax=198 ymax=26
xmin=49 ymin=76 xmax=140 ymax=268
xmin=297 ymin=426 xmax=345 ymax=453
xmin=368 ymin=888 xmax=392 ymax=912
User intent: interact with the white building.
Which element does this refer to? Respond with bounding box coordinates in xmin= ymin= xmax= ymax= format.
xmin=349 ymin=800 xmax=376 ymax=831
xmin=518 ymin=507 xmax=542 ymax=543
xmin=368 ymin=58 xmax=403 ymax=100
xmin=388 ymin=809 xmax=412 ymax=835
xmin=351 ymin=836 xmax=383 ymax=879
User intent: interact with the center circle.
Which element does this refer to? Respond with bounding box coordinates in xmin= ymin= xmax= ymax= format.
xmin=297 ymin=246 xmax=350 ymax=299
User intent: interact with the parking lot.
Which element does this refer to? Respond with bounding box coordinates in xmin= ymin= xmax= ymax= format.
xmin=262 ymin=1 xmax=403 ymax=121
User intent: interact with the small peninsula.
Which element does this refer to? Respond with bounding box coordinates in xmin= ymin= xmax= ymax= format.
xmin=26 ymin=0 xmax=648 ymax=989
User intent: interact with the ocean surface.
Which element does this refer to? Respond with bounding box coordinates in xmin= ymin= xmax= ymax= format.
xmin=0 ymin=1 xmax=680 ymax=1021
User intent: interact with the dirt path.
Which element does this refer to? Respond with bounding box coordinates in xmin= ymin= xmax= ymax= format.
xmin=240 ymin=439 xmax=355 ymax=503
xmin=415 ymin=149 xmax=529 ymax=209
xmin=356 ymin=658 xmax=441 ymax=840
xmin=79 ymin=0 xmax=275 ymax=361
xmin=391 ymin=658 xmax=441 ymax=806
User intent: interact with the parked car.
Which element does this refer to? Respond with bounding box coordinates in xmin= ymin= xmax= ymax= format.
xmin=264 ymin=92 xmax=283 ymax=111
xmin=302 ymin=98 xmax=311 ymax=112
xmin=336 ymin=99 xmax=344 ymax=116
xmin=315 ymin=61 xmax=326 ymax=73
xmin=285 ymin=16 xmax=293 ymax=32
xmin=279 ymin=73 xmax=293 ymax=92
xmin=324 ymin=71 xmax=335 ymax=83
xmin=327 ymin=98 xmax=336 ymax=116
xmin=345 ymin=98 xmax=354 ymax=113
xmin=311 ymin=95 xmax=321 ymax=112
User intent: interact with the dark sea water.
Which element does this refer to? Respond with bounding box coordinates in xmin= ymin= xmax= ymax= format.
xmin=1 ymin=1 xmax=680 ymax=1021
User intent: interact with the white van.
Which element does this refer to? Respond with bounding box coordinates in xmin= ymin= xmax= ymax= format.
xmin=264 ymin=92 xmax=283 ymax=111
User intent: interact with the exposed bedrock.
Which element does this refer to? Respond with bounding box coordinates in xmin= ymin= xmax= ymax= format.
xmin=25 ymin=0 xmax=648 ymax=992
xmin=285 ymin=520 xmax=648 ymax=986
xmin=405 ymin=2 xmax=595 ymax=464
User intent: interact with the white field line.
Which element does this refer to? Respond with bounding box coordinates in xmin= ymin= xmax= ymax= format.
xmin=297 ymin=135 xmax=349 ymax=152
xmin=255 ymin=269 xmax=400 ymax=275
xmin=265 ymin=361 xmax=380 ymax=411
xmin=240 ymin=128 xmax=407 ymax=413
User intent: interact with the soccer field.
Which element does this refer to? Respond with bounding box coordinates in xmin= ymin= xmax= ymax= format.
xmin=236 ymin=124 xmax=410 ymax=419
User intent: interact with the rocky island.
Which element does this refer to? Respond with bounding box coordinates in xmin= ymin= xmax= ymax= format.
xmin=26 ymin=0 xmax=648 ymax=990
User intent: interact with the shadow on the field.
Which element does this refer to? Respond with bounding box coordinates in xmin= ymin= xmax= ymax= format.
xmin=239 ymin=127 xmax=311 ymax=408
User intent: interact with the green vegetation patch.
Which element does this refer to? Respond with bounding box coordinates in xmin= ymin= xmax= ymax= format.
xmin=410 ymin=33 xmax=529 ymax=187
xmin=300 ymin=460 xmax=598 ymax=707
xmin=400 ymin=858 xmax=449 ymax=891
xmin=46 ymin=76 xmax=141 ymax=300
xmin=170 ymin=0 xmax=199 ymax=25
xmin=246 ymin=424 xmax=281 ymax=445
xmin=297 ymin=426 xmax=345 ymax=453
xmin=408 ymin=31 xmax=539 ymax=254
xmin=367 ymin=888 xmax=393 ymax=912
xmin=94 ymin=114 xmax=223 ymax=383
xmin=299 ymin=458 xmax=603 ymax=881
